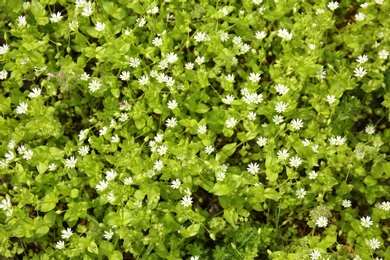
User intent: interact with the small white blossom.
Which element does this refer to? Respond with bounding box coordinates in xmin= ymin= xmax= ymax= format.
xmin=195 ymin=56 xmax=205 ymax=65
xmin=65 ymin=156 xmax=77 ymax=169
xmin=289 ymin=156 xmax=302 ymax=167
xmin=257 ymin=137 xmax=267 ymax=147
xmin=78 ymin=146 xmax=90 ymax=156
xmin=166 ymin=52 xmax=178 ymax=64
xmin=48 ymin=163 xmax=57 ymax=171
xmin=124 ymin=177 xmax=133 ymax=185
xmin=17 ymin=15 xmax=27 ymax=27
xmin=223 ymin=95 xmax=235 ymax=105
xmin=255 ymin=31 xmax=267 ymax=40
xmin=28 ymin=88 xmax=42 ymax=98
xmin=277 ymin=28 xmax=292 ymax=41
xmin=308 ymin=170 xmax=318 ymax=179
xmin=310 ymin=250 xmax=321 ymax=260
xmin=375 ymin=0 xmax=383 ymax=4
xmin=82 ymin=4 xmax=93 ymax=17
xmin=185 ymin=62 xmax=194 ymax=70
xmin=119 ymin=71 xmax=131 ymax=81
xmin=171 ymin=179 xmax=181 ymax=189
xmin=152 ymin=37 xmax=162 ymax=47
xmin=354 ymin=67 xmax=367 ymax=78
xmin=111 ymin=135 xmax=120 ymax=143
xmin=277 ymin=149 xmax=289 ymax=160
xmin=378 ymin=50 xmax=389 ymax=59
xmin=290 ymin=119 xmax=303 ymax=130
xmin=316 ymin=216 xmax=328 ymax=228
xmin=0 ymin=44 xmax=9 ymax=55
xmin=103 ymin=229 xmax=114 ymax=240
xmin=379 ymin=201 xmax=390 ymax=211
xmin=99 ymin=126 xmax=108 ymax=136
xmin=368 ymin=238 xmax=380 ymax=250
xmin=23 ymin=150 xmax=33 ymax=160
xmin=129 ymin=57 xmax=141 ymax=68
xmin=360 ymin=216 xmax=373 ymax=228
xmin=273 ymin=115 xmax=284 ymax=125
xmin=138 ymin=75 xmax=149 ymax=85
xmin=248 ymin=72 xmax=261 ymax=83
xmin=166 ymin=117 xmax=177 ymax=128
xmin=327 ymin=1 xmax=339 ymax=11
xmin=247 ymin=163 xmax=259 ymax=175
xmin=194 ymin=32 xmax=210 ymax=42
xmin=220 ymin=32 xmax=229 ymax=42
xmin=356 ymin=55 xmax=368 ymax=64
xmin=0 ymin=70 xmax=7 ymax=80
xmin=355 ymin=13 xmax=365 ymax=21
xmin=96 ymin=180 xmax=109 ymax=191
xmin=296 ymin=188 xmax=306 ymax=199
xmin=107 ymin=192 xmax=115 ymax=203
xmin=232 ymin=36 xmax=243 ymax=46
xmin=69 ymin=20 xmax=79 ymax=31
xmin=167 ymin=100 xmax=178 ymax=109
xmin=225 ymin=118 xmax=238 ymax=128
xmin=88 ymin=80 xmax=101 ymax=92
xmin=326 ymin=95 xmax=336 ymax=104
xmin=16 ymin=102 xmax=28 ymax=114
xmin=157 ymin=145 xmax=168 ymax=156
xmin=180 ymin=196 xmax=193 ymax=207
xmin=247 ymin=111 xmax=257 ymax=121
xmin=56 ymin=240 xmax=65 ymax=250
xmin=154 ymin=159 xmax=163 ymax=171
xmin=342 ymin=199 xmax=352 ymax=208
xmin=50 ymin=12 xmax=62 ymax=23
xmin=275 ymin=84 xmax=289 ymax=95
xmin=205 ymin=146 xmax=214 ymax=154
xmin=198 ymin=125 xmax=207 ymax=134
xmin=365 ymin=125 xmax=375 ymax=135
xmin=275 ymin=101 xmax=287 ymax=113
xmin=0 ymin=198 xmax=11 ymax=211
xmin=61 ymin=228 xmax=73 ymax=240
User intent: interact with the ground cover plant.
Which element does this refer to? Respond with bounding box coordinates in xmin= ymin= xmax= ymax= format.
xmin=0 ymin=0 xmax=389 ymax=259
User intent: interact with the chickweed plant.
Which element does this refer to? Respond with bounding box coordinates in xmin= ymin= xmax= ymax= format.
xmin=0 ymin=0 xmax=389 ymax=259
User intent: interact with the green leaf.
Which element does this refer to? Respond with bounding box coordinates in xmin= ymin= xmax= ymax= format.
xmin=36 ymin=225 xmax=49 ymax=237
xmin=40 ymin=192 xmax=58 ymax=212
xmin=336 ymin=181 xmax=353 ymax=196
xmin=88 ymin=241 xmax=99 ymax=255
xmin=264 ymin=188 xmax=282 ymax=201
xmin=31 ymin=0 xmax=48 ymax=25
xmin=224 ymin=209 xmax=238 ymax=227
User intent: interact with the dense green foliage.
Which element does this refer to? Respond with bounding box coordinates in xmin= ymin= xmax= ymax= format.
xmin=0 ymin=0 xmax=389 ymax=259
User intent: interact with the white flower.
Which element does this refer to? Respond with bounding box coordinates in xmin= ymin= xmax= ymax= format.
xmin=166 ymin=117 xmax=177 ymax=128
xmin=107 ymin=191 xmax=115 ymax=203
xmin=247 ymin=163 xmax=259 ymax=175
xmin=185 ymin=62 xmax=194 ymax=70
xmin=317 ymin=69 xmax=327 ymax=80
xmin=360 ymin=2 xmax=369 ymax=8
xmin=171 ymin=179 xmax=181 ymax=189
xmin=96 ymin=180 xmax=109 ymax=191
xmin=194 ymin=32 xmax=210 ymax=42
xmin=111 ymin=135 xmax=120 ymax=143
xmin=277 ymin=28 xmax=292 ymax=41
xmin=154 ymin=159 xmax=163 ymax=171
xmin=275 ymin=101 xmax=287 ymax=113
xmin=223 ymin=95 xmax=235 ymax=105
xmin=198 ymin=125 xmax=207 ymax=134
xmin=82 ymin=4 xmax=93 ymax=16
xmin=80 ymin=72 xmax=90 ymax=81
xmin=342 ymin=199 xmax=352 ymax=208
xmin=16 ymin=102 xmax=28 ymax=114
xmin=257 ymin=137 xmax=267 ymax=147
xmin=195 ymin=56 xmax=205 ymax=65
xmin=147 ymin=6 xmax=159 ymax=14
xmin=167 ymin=100 xmax=178 ymax=109
xmin=0 ymin=70 xmax=7 ymax=80
xmin=365 ymin=125 xmax=375 ymax=135
xmin=17 ymin=145 xmax=26 ymax=155
xmin=119 ymin=71 xmax=131 ymax=81
xmin=65 ymin=156 xmax=77 ymax=169
xmin=355 ymin=13 xmax=365 ymax=21
xmin=28 ymin=88 xmax=42 ymax=98
xmin=290 ymin=119 xmax=303 ymax=130
xmin=61 ymin=228 xmax=73 ymax=240
xmin=166 ymin=52 xmax=178 ymax=64
xmin=99 ymin=126 xmax=108 ymax=136
xmin=379 ymin=201 xmax=390 ymax=211
xmin=17 ymin=15 xmax=27 ymax=27
xmin=157 ymin=145 xmax=168 ymax=155
xmin=129 ymin=57 xmax=141 ymax=68
xmin=316 ymin=216 xmax=328 ymax=228
xmin=88 ymin=80 xmax=101 ymax=92
xmin=307 ymin=171 xmax=317 ymax=179
xmin=225 ymin=118 xmax=238 ymax=128
xmin=8 ymin=140 xmax=15 ymax=149
xmin=296 ymin=188 xmax=306 ymax=199
xmin=329 ymin=136 xmax=345 ymax=146
xmin=308 ymin=43 xmax=316 ymax=50
xmin=302 ymin=139 xmax=310 ymax=146
xmin=103 ymin=229 xmax=114 ymax=240
xmin=153 ymin=37 xmax=162 ymax=47
xmin=378 ymin=50 xmax=389 ymax=59
xmin=190 ymin=256 xmax=199 ymax=260
xmin=247 ymin=111 xmax=257 ymax=120
xmin=0 ymin=198 xmax=11 ymax=211
xmin=50 ymin=12 xmax=62 ymax=23
xmin=232 ymin=36 xmax=242 ymax=46
xmin=154 ymin=134 xmax=164 ymax=143
xmin=255 ymin=31 xmax=267 ymax=40
xmin=375 ymin=0 xmax=383 ymax=4
xmin=326 ymin=95 xmax=336 ymax=104
xmin=356 ymin=55 xmax=368 ymax=64
xmin=105 ymin=169 xmax=117 ymax=182
xmin=310 ymin=250 xmax=321 ymax=260
xmin=95 ymin=22 xmax=106 ymax=32
xmin=360 ymin=216 xmax=373 ymax=228
xmin=158 ymin=60 xmax=169 ymax=70
xmin=368 ymin=238 xmax=380 ymax=250
xmin=48 ymin=163 xmax=57 ymax=171
xmin=136 ymin=17 xmax=147 ymax=27
xmin=240 ymin=44 xmax=250 ymax=53
xmin=220 ymin=32 xmax=229 ymax=42
xmin=78 ymin=146 xmax=89 ymax=156
xmin=248 ymin=72 xmax=261 ymax=83
xmin=275 ymin=84 xmax=289 ymax=95
xmin=277 ymin=149 xmax=289 ymax=160
xmin=354 ymin=67 xmax=367 ymax=78
xmin=124 ymin=177 xmax=133 ymax=185
xmin=138 ymin=75 xmax=149 ymax=85
xmin=289 ymin=156 xmax=302 ymax=167
xmin=327 ymin=1 xmax=339 ymax=11
xmin=205 ymin=146 xmax=214 ymax=154
xmin=181 ymin=196 xmax=193 ymax=207
xmin=69 ymin=20 xmax=79 ymax=31
xmin=225 ymin=74 xmax=235 ymax=83
xmin=56 ymin=240 xmax=65 ymax=250
xmin=273 ymin=115 xmax=284 ymax=125
xmin=0 ymin=44 xmax=9 ymax=55
xmin=23 ymin=150 xmax=33 ymax=160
